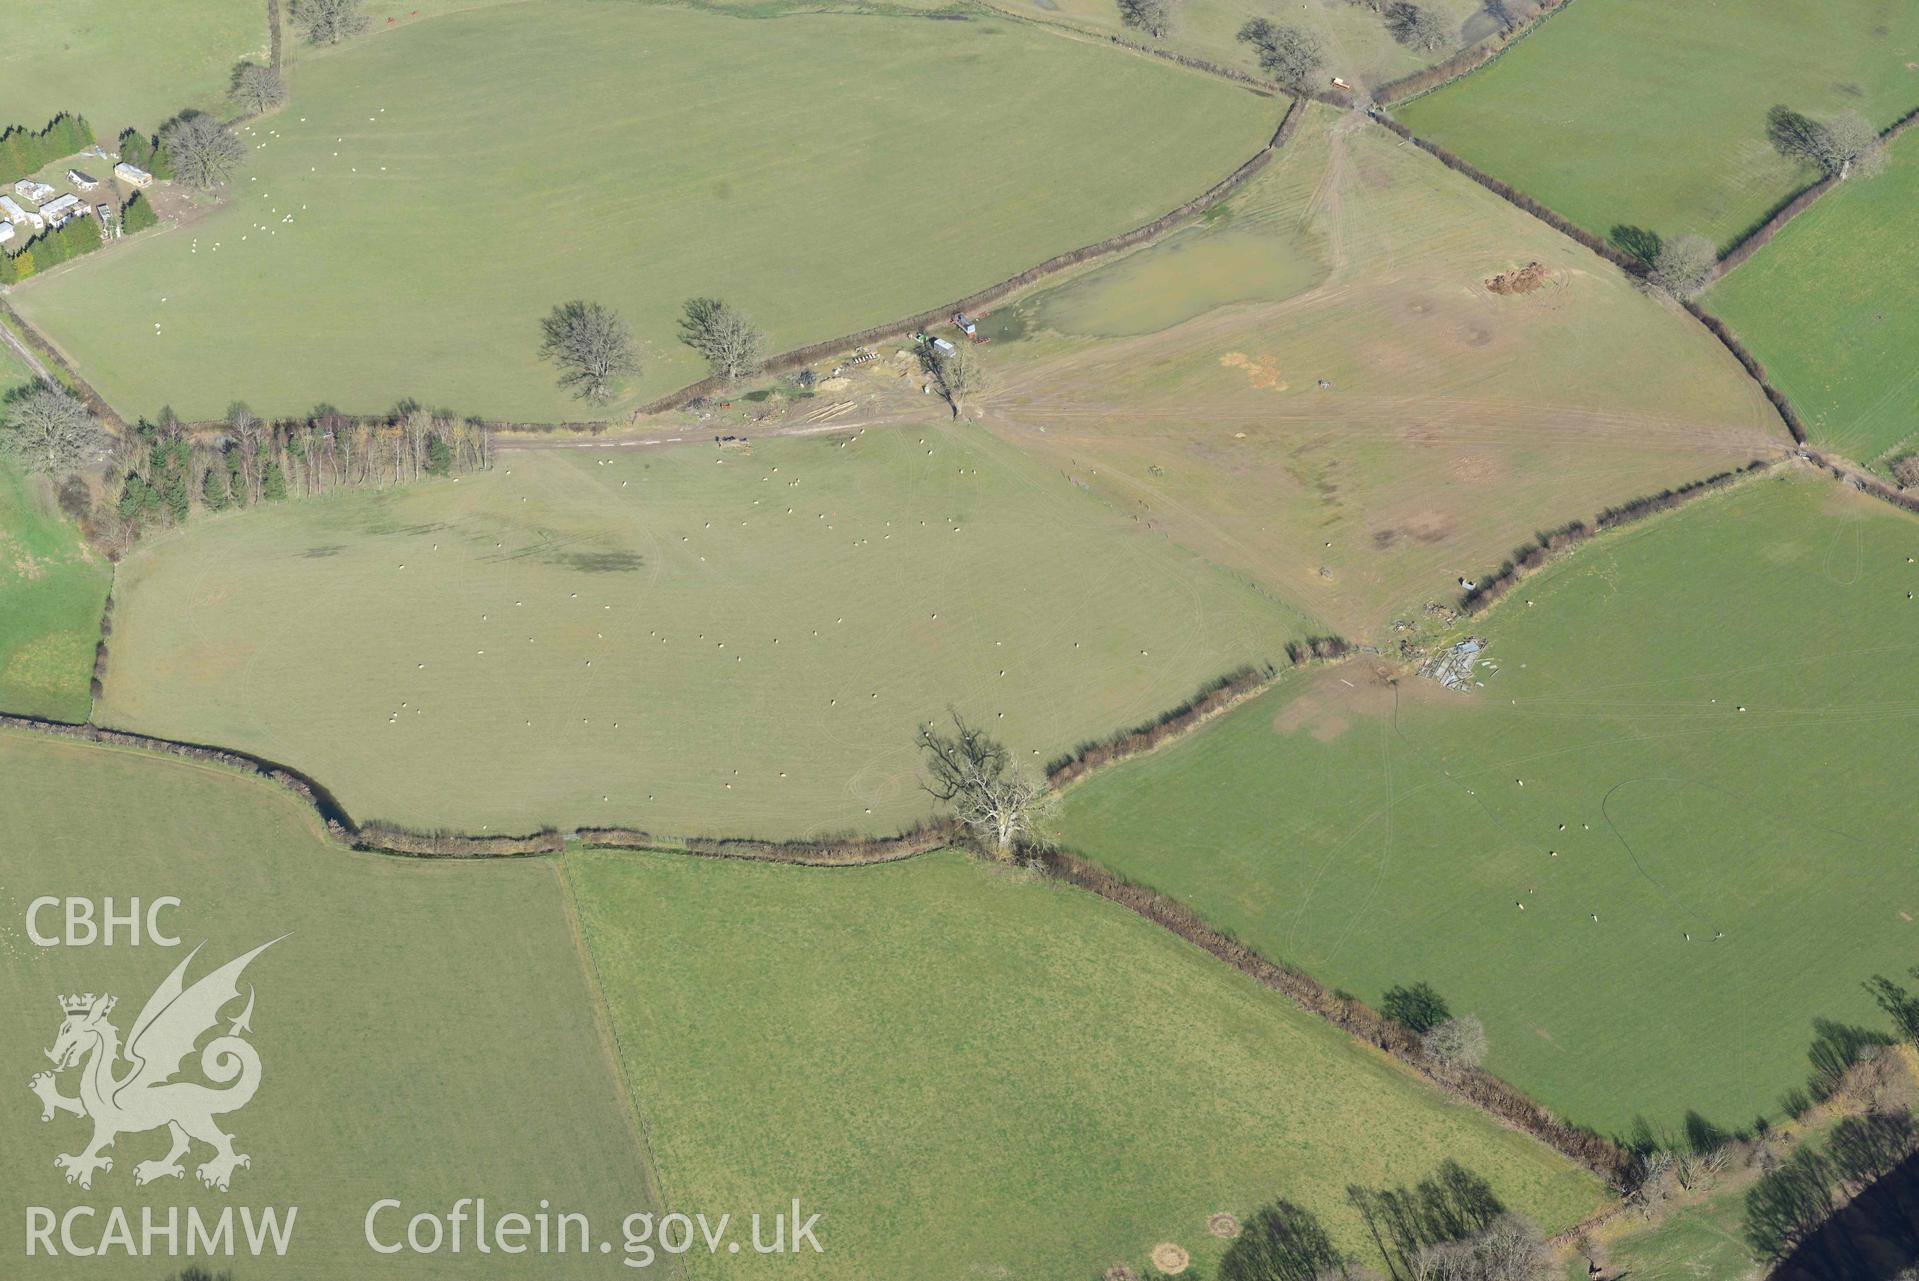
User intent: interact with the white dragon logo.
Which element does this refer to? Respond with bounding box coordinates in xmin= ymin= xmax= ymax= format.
xmin=28 ymin=938 xmax=283 ymax=1192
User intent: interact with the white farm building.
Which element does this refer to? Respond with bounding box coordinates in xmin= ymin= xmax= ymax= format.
xmin=113 ymin=162 xmax=153 ymax=188
xmin=13 ymin=179 xmax=56 ymax=205
xmin=41 ymin=194 xmax=84 ymax=227
xmin=0 ymin=195 xmax=43 ymax=233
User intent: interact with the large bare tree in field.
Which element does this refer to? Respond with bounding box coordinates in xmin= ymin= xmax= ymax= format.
xmin=928 ymin=342 xmax=982 ymax=418
xmin=1647 ymin=232 xmax=1718 ymax=299
xmin=1384 ymin=0 xmax=1450 ymax=51
xmin=1118 ymin=0 xmax=1176 ymax=39
xmin=1 ymin=388 xmax=107 ymax=475
xmin=1768 ymin=106 xmax=1888 ymax=180
xmin=291 ymin=0 xmax=369 ymax=45
xmin=918 ymin=710 xmax=1050 ymax=860
xmin=539 ymin=300 xmax=639 ymax=403
xmin=1236 ymin=19 xmax=1324 ymax=91
xmin=679 ymin=297 xmax=767 ymax=383
xmin=230 ymin=62 xmax=287 ymax=115
xmin=162 ymin=114 xmax=248 ymax=189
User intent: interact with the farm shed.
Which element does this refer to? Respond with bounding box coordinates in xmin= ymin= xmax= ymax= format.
xmin=0 ymin=221 xmax=13 ymax=244
xmin=113 ymin=162 xmax=153 ymax=188
xmin=0 ymin=195 xmax=44 ymax=232
xmin=67 ymin=169 xmax=100 ymax=190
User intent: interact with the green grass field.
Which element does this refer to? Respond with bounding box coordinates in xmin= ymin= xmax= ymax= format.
xmin=97 ymin=423 xmax=1308 ymax=836
xmin=0 ymin=729 xmax=658 ymax=1277
xmin=1397 ymin=0 xmax=1919 ymax=251
xmin=567 ymin=847 xmax=1604 ymax=1280
xmin=1709 ymin=132 xmax=1919 ymax=465
xmin=13 ymin=0 xmax=1275 ymax=422
xmin=981 ymin=106 xmax=1781 ymax=637
xmin=1054 ymin=472 xmax=1919 ymax=1136
xmin=0 ymin=0 xmax=265 ymax=140
xmin=0 ymin=456 xmax=110 ymax=722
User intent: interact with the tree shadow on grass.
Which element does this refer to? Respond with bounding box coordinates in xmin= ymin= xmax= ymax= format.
xmin=1609 ymin=224 xmax=1663 ymax=263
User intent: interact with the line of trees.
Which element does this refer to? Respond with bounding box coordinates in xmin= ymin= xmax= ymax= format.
xmin=0 ymin=114 xmax=95 ymax=179
xmin=94 ymin=402 xmax=492 ymax=545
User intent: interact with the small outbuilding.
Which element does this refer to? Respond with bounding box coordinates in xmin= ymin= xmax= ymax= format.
xmin=0 ymin=221 xmax=13 ymax=244
xmin=113 ymin=162 xmax=154 ymax=188
xmin=14 ymin=179 xmax=56 ymax=205
xmin=67 ymin=169 xmax=100 ymax=190
xmin=931 ymin=337 xmax=957 ymax=356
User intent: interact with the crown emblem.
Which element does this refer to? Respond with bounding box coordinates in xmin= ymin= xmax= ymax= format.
xmin=59 ymin=993 xmax=110 ymax=1015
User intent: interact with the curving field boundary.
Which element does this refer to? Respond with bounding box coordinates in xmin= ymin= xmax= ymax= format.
xmin=0 ymin=713 xmax=956 ymax=865
xmin=629 ymin=96 xmax=1307 ymax=415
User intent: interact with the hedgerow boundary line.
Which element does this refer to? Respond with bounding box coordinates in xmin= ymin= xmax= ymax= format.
xmin=1035 ymin=846 xmax=1635 ymax=1186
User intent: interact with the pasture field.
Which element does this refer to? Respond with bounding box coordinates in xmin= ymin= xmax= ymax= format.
xmin=0 ymin=460 xmax=109 ymax=722
xmin=566 ymin=847 xmax=1605 ymax=1281
xmin=0 ymin=0 xmax=264 ymax=140
xmin=1709 ymin=131 xmax=1919 ymax=466
xmin=96 ymin=423 xmax=1308 ymax=836
xmin=11 ymin=1 xmax=1276 ymax=422
xmin=0 ymin=729 xmax=657 ymax=1277
xmin=1054 ymin=472 xmax=1919 ymax=1135
xmin=1397 ymin=0 xmax=1919 ymax=250
xmin=981 ymin=106 xmax=1781 ymax=638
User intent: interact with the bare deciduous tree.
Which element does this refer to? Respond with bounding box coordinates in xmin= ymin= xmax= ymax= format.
xmin=1118 ymin=0 xmax=1176 ymax=39
xmin=1384 ymin=1 xmax=1451 ymax=50
xmin=927 ymin=342 xmax=982 ymax=418
xmin=291 ymin=0 xmax=369 ymax=45
xmin=538 ymin=300 xmax=639 ymax=403
xmin=917 ymin=710 xmax=1049 ymax=859
xmin=679 ymin=297 xmax=766 ymax=383
xmin=1421 ymin=1014 xmax=1487 ymax=1071
xmin=230 ymin=61 xmax=287 ymax=115
xmin=227 ymin=401 xmax=264 ymax=502
xmin=1647 ymin=232 xmax=1718 ymax=298
xmin=1817 ymin=110 xmax=1887 ymax=179
xmin=1768 ymin=106 xmax=1888 ymax=180
xmin=1236 ymin=19 xmax=1325 ymax=92
xmin=161 ymin=114 xmax=248 ymax=190
xmin=1408 ymin=1215 xmax=1547 ymax=1281
xmin=1 ymin=388 xmax=108 ymax=475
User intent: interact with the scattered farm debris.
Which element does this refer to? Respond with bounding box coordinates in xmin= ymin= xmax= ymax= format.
xmin=1420 ymin=637 xmax=1484 ymax=691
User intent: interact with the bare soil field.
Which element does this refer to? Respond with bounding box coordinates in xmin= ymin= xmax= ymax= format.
xmin=976 ymin=107 xmax=1784 ymax=638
